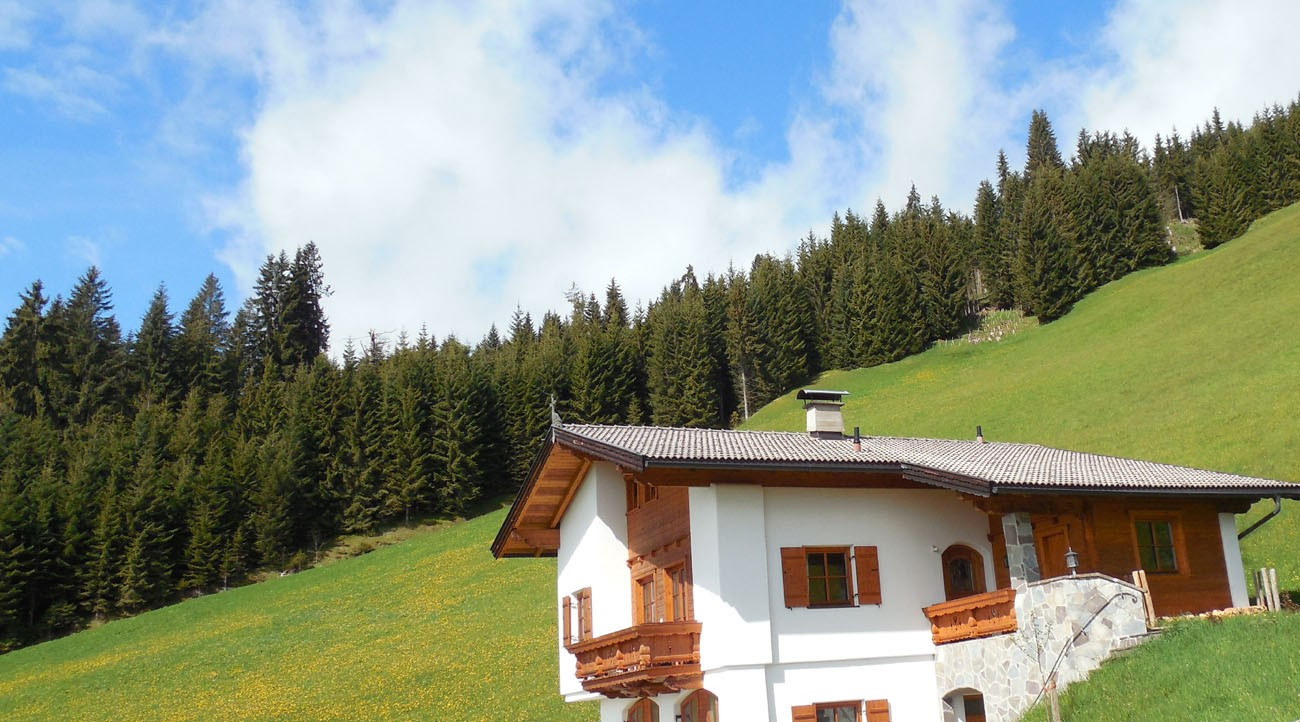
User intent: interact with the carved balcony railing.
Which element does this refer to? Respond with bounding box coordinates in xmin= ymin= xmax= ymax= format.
xmin=565 ymin=621 xmax=702 ymax=698
xmin=922 ymin=587 xmax=1018 ymax=645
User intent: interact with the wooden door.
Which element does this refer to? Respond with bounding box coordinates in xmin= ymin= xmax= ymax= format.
xmin=1036 ymin=522 xmax=1073 ymax=579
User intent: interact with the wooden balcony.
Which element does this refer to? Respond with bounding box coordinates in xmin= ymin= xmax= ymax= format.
xmin=922 ymin=587 xmax=1018 ymax=645
xmin=565 ymin=621 xmax=702 ymax=698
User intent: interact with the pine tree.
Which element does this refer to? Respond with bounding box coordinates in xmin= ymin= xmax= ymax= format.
xmin=1014 ymin=168 xmax=1077 ymax=321
xmin=176 ymin=274 xmax=232 ymax=399
xmin=132 ymin=285 xmax=177 ymax=404
xmin=0 ymin=281 xmax=47 ymax=417
xmin=1025 ymin=109 xmax=1065 ymax=183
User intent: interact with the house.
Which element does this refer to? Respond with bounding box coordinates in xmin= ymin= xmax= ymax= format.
xmin=491 ymin=390 xmax=1298 ymax=722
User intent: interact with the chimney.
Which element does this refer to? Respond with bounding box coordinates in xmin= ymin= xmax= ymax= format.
xmin=976 ymin=425 xmax=985 ymax=444
xmin=796 ymin=389 xmax=849 ymax=439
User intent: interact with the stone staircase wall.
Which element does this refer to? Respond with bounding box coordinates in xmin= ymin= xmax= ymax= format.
xmin=934 ymin=574 xmax=1151 ymax=722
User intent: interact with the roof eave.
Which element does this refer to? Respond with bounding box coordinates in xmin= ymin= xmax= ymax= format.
xmin=991 ymin=483 xmax=1300 ymax=499
xmin=490 ymin=429 xmax=558 ymax=559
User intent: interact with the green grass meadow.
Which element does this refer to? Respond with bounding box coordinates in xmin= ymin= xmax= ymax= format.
xmin=0 ymin=509 xmax=594 ymax=722
xmin=747 ymin=203 xmax=1300 ymax=590
xmin=1021 ymin=613 xmax=1300 ymax=722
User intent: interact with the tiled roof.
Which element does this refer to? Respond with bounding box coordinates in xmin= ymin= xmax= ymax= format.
xmin=557 ymin=424 xmax=1297 ymax=494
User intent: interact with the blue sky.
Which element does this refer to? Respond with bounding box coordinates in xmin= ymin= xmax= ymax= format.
xmin=2 ymin=0 xmax=1298 ymax=349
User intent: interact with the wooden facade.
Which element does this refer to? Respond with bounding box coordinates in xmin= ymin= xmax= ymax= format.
xmin=565 ymin=621 xmax=703 ymax=698
xmin=922 ymin=588 xmax=1018 ymax=645
xmin=982 ymin=495 xmax=1238 ymax=617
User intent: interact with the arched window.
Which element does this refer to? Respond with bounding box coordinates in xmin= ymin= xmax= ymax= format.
xmin=627 ymin=697 xmax=659 ymax=722
xmin=680 ymin=689 xmax=719 ymax=722
xmin=941 ymin=545 xmax=986 ymax=601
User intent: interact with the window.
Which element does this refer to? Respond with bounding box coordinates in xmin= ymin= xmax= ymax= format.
xmin=792 ymin=700 xmax=889 ymax=722
xmin=941 ymin=545 xmax=986 ymax=601
xmin=816 ymin=703 xmax=859 ymax=722
xmin=680 ymin=689 xmax=718 ymax=722
xmin=1135 ymin=519 xmax=1178 ymax=572
xmin=626 ymin=480 xmax=659 ymax=511
xmin=562 ymin=588 xmax=593 ymax=647
xmin=626 ymin=697 xmax=659 ymax=722
xmin=808 ymin=548 xmax=852 ymax=606
xmin=667 ymin=565 xmax=688 ymax=621
xmin=780 ymin=546 xmax=881 ymax=608
xmin=637 ymin=575 xmax=658 ymax=623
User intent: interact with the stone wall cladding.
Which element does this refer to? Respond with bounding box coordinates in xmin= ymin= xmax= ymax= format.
xmin=934 ymin=574 xmax=1150 ymax=722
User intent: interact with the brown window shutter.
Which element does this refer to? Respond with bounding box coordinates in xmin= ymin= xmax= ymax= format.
xmin=865 ymin=699 xmax=890 ymax=721
xmin=579 ymin=588 xmax=593 ymax=640
xmin=791 ymin=704 xmax=817 ymax=722
xmin=561 ymin=595 xmax=572 ymax=647
xmin=854 ymin=546 xmax=882 ymax=605
xmin=781 ymin=547 xmax=810 ymax=608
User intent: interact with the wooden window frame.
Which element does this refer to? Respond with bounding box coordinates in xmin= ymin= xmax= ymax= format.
xmin=806 ymin=546 xmax=854 ymax=608
xmin=782 ymin=545 xmax=881 ymax=609
xmin=815 ymin=700 xmax=862 ymax=722
xmin=793 ymin=699 xmax=889 ymax=722
xmin=941 ymin=544 xmax=987 ymax=601
xmin=572 ymin=587 xmax=592 ymax=643
xmin=635 ymin=573 xmax=658 ymax=624
xmin=1129 ymin=511 xmax=1189 ymax=576
xmin=625 ymin=479 xmax=659 ymax=512
xmin=666 ymin=564 xmax=688 ymax=621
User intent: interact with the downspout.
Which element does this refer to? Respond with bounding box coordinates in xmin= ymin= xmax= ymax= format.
xmin=1238 ymin=495 xmax=1283 ymax=540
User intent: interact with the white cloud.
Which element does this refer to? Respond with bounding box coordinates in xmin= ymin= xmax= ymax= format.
xmin=67 ymin=235 xmax=101 ymax=267
xmin=818 ymin=0 xmax=1018 ymax=210
xmin=0 ymin=235 xmax=23 ymax=257
xmin=1078 ymin=0 xmax=1300 ymax=144
xmin=2 ymin=65 xmax=113 ymax=119
xmin=0 ymin=1 xmax=34 ymax=50
xmin=192 ymin=0 xmax=1300 ymax=353
xmin=208 ymin=0 xmax=824 ymax=348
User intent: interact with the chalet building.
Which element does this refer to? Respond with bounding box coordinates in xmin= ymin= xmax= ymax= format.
xmin=491 ymin=390 xmax=1298 ymax=722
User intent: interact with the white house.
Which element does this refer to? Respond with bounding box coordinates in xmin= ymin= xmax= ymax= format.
xmin=491 ymin=390 xmax=1297 ymax=722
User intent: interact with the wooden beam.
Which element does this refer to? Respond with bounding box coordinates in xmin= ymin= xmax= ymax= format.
xmin=550 ymin=458 xmax=592 ymax=527
xmin=510 ymin=527 xmax=560 ymax=551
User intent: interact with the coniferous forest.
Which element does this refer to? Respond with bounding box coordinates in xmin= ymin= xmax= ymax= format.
xmin=1 ymin=99 xmax=1299 ymax=651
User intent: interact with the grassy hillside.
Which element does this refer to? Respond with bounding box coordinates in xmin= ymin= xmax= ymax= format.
xmin=0 ymin=509 xmax=593 ymax=722
xmin=1021 ymin=613 xmax=1300 ymax=721
xmin=747 ymin=203 xmax=1300 ymax=589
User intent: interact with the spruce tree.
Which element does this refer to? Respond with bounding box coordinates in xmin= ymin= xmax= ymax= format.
xmin=0 ymin=281 xmax=48 ymax=417
xmin=1025 ymin=109 xmax=1065 ymax=183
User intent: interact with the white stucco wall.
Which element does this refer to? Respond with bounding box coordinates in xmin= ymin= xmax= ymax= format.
xmin=1219 ymin=512 xmax=1249 ymax=607
xmin=772 ymin=657 xmax=942 ymax=722
xmin=556 ymin=462 xmax=632 ymax=700
xmin=689 ymin=484 xmax=775 ymax=670
xmin=598 ymin=668 xmax=769 ymax=722
xmin=764 ymin=487 xmax=995 ymax=665
xmin=683 ymin=484 xmax=994 ymax=721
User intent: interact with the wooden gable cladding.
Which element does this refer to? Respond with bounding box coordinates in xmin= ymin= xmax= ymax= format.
xmin=493 ymin=443 xmax=590 ymax=557
xmin=627 ymin=485 xmax=694 ymax=623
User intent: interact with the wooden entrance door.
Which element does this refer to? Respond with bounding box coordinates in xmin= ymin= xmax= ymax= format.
xmin=1036 ymin=521 xmax=1076 ymax=578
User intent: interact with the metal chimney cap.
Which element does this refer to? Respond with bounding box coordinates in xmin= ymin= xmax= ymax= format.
xmin=796 ymin=389 xmax=850 ymax=403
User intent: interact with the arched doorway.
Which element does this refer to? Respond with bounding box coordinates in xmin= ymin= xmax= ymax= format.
xmin=942 ymin=689 xmax=986 ymax=722
xmin=626 ymin=697 xmax=659 ymax=722
xmin=680 ymin=689 xmax=719 ymax=722
xmin=941 ymin=545 xmax=986 ymax=601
